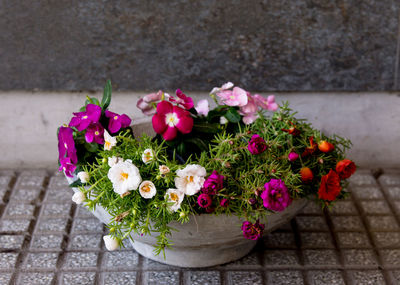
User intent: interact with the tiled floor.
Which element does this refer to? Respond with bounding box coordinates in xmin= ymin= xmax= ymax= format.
xmin=0 ymin=169 xmax=399 ymax=284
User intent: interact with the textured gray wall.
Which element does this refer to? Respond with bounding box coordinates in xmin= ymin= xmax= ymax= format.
xmin=1 ymin=0 xmax=399 ymax=91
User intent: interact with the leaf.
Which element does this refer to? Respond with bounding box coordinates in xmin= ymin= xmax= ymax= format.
xmin=69 ymin=179 xmax=82 ymax=188
xmin=185 ymin=138 xmax=208 ymax=152
xmin=101 ymin=80 xmax=112 ymax=109
xmin=85 ymin=97 xmax=100 ymax=106
xmin=225 ymin=107 xmax=241 ymax=123
xmin=84 ymin=142 xmax=99 ymax=153
xmin=192 ymin=123 xmax=220 ymax=134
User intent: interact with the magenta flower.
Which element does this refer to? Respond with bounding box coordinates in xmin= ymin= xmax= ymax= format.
xmin=220 ymin=198 xmax=229 ymax=208
xmin=195 ymin=99 xmax=209 ymax=116
xmin=288 ymin=152 xmax=299 ymax=162
xmin=239 ymin=93 xmax=259 ymax=124
xmin=217 ymin=87 xmax=248 ymax=107
xmin=69 ymin=104 xmax=101 ymax=131
xmin=58 ymin=126 xmax=77 ymax=164
xmin=254 ymin=94 xmax=278 ymax=111
xmin=105 ymin=110 xmax=132 ymax=134
xmin=169 ymin=89 xmax=194 ymax=110
xmin=152 ymin=101 xmax=193 ymax=141
xmin=137 ymin=90 xmax=165 ymax=116
xmin=241 ymin=220 xmax=265 ymax=240
xmin=248 ymin=134 xmax=267 ymax=155
xmin=202 ymin=171 xmax=224 ymax=195
xmin=261 ymin=179 xmax=291 ymax=212
xmin=198 ymin=193 xmax=212 ymax=208
xmin=85 ymin=123 xmax=105 ymax=144
xmin=59 ymin=157 xmax=77 ymax=178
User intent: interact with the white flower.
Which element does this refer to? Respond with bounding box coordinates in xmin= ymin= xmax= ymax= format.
xmin=142 ymin=149 xmax=154 ymax=164
xmin=210 ymin=82 xmax=234 ymax=94
xmin=220 ymin=116 xmax=228 ymax=124
xmin=107 ymin=159 xmax=142 ymax=195
xmin=165 ymin=188 xmax=184 ymax=212
xmin=103 ymin=235 xmax=119 ymax=251
xmin=139 ymin=180 xmax=157 ymax=199
xmin=174 ymin=164 xmax=206 ymax=196
xmin=159 ymin=165 xmax=170 ymax=175
xmin=104 ymin=130 xmax=117 ymax=151
xmin=72 ymin=191 xmax=86 ymax=204
xmin=77 ymin=171 xmax=89 ymax=183
xmin=108 ymin=156 xmax=124 ymax=167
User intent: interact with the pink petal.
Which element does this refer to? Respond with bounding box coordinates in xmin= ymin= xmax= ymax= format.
xmin=172 ymin=105 xmax=190 ymax=119
xmin=232 ymin=87 xmax=248 ymax=107
xmin=182 ymin=97 xmax=194 ymax=109
xmin=120 ymin=114 xmax=132 ymax=127
xmin=195 ymin=99 xmax=209 ymax=116
xmin=156 ymin=101 xmax=173 ymax=115
xmin=152 ymin=113 xmax=167 ymax=134
xmin=162 ymin=127 xmax=178 ymax=141
xmin=143 ymin=91 xmax=163 ymax=103
xmin=85 ymin=131 xmax=94 ymax=143
xmin=267 ymin=102 xmax=279 ymax=111
xmin=243 ymin=114 xmax=258 ymax=125
xmin=267 ymin=95 xmax=275 ymax=103
xmin=176 ymin=115 xmax=193 ymax=134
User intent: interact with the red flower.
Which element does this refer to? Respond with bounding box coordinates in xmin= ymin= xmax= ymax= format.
xmin=302 ymin=136 xmax=317 ymax=157
xmin=152 ymin=101 xmax=193 ymax=141
xmin=300 ymin=167 xmax=313 ymax=183
xmin=318 ymin=169 xmax=342 ymax=201
xmin=336 ymin=159 xmax=356 ymax=179
xmin=318 ymin=140 xmax=335 ymax=153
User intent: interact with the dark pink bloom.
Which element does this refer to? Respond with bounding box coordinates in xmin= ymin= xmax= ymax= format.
xmin=69 ymin=104 xmax=101 ymax=131
xmin=288 ymin=152 xmax=299 ymax=162
xmin=198 ymin=193 xmax=212 ymax=208
xmin=58 ymin=126 xmax=77 ymax=164
xmin=248 ymin=134 xmax=267 ymax=155
xmin=254 ymin=94 xmax=278 ymax=111
xmin=85 ymin=123 xmax=105 ymax=144
xmin=261 ymin=179 xmax=291 ymax=212
xmin=239 ymin=93 xmax=259 ymax=124
xmin=59 ymin=157 xmax=77 ymax=177
xmin=202 ymin=171 xmax=224 ymax=195
xmin=169 ymin=89 xmax=194 ymax=110
xmin=220 ymin=198 xmax=229 ymax=207
xmin=105 ymin=110 xmax=132 ymax=133
xmin=152 ymin=101 xmax=193 ymax=141
xmin=241 ymin=220 xmax=265 ymax=240
xmin=137 ymin=90 xmax=165 ymax=116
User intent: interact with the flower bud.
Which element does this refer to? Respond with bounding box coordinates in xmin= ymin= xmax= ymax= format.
xmin=300 ymin=167 xmax=314 ymax=183
xmin=71 ymin=191 xmax=85 ymax=204
xmin=179 ymin=211 xmax=187 ymax=218
xmin=102 ymin=158 xmax=107 ymax=164
xmin=219 ymin=116 xmax=228 ymax=124
xmin=318 ymin=141 xmax=335 ymax=153
xmin=159 ymin=165 xmax=170 ymax=175
xmin=77 ymin=171 xmax=89 ymax=183
xmin=288 ymin=152 xmax=299 ymax=162
xmin=103 ymin=235 xmax=119 ymax=251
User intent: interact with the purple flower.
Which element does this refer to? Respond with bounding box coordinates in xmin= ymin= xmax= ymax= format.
xmin=220 ymin=198 xmax=229 ymax=207
xmin=241 ymin=220 xmax=265 ymax=240
xmin=202 ymin=171 xmax=224 ymax=195
xmin=85 ymin=123 xmax=105 ymax=144
xmin=197 ymin=194 xmax=212 ymax=208
xmin=288 ymin=152 xmax=299 ymax=162
xmin=261 ymin=179 xmax=291 ymax=212
xmin=247 ymin=134 xmax=267 ymax=155
xmin=69 ymin=104 xmax=101 ymax=131
xmin=59 ymin=157 xmax=77 ymax=177
xmin=58 ymin=126 xmax=77 ymax=164
xmin=105 ymin=110 xmax=132 ymax=133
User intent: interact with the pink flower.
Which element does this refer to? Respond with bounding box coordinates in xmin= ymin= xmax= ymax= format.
xmin=169 ymin=89 xmax=194 ymax=110
xmin=261 ymin=179 xmax=291 ymax=212
xmin=210 ymin=82 xmax=234 ymax=94
xmin=198 ymin=193 xmax=212 ymax=208
xmin=59 ymin=157 xmax=77 ymax=178
xmin=239 ymin=93 xmax=259 ymax=124
xmin=202 ymin=171 xmax=224 ymax=195
xmin=217 ymin=87 xmax=248 ymax=107
xmin=152 ymin=101 xmax=193 ymax=141
xmin=241 ymin=220 xmax=264 ymax=240
xmin=69 ymin=104 xmax=101 ymax=131
xmin=220 ymin=198 xmax=229 ymax=208
xmin=58 ymin=126 xmax=77 ymax=164
xmin=288 ymin=152 xmax=299 ymax=162
xmin=136 ymin=91 xmax=165 ymax=116
xmin=247 ymin=134 xmax=267 ymax=155
xmin=254 ymin=94 xmax=278 ymax=111
xmin=85 ymin=123 xmax=105 ymax=144
xmin=195 ymin=99 xmax=209 ymax=116
xmin=105 ymin=110 xmax=132 ymax=133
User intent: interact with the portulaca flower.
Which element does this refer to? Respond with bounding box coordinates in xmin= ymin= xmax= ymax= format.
xmin=72 ymin=191 xmax=85 ymax=204
xmin=142 ymin=149 xmax=154 ymax=164
xmin=103 ymin=235 xmax=119 ymax=251
xmin=139 ymin=180 xmax=156 ymax=199
xmin=174 ymin=164 xmax=206 ymax=196
xmin=107 ymin=159 xmax=142 ymax=195
xmin=159 ymin=165 xmax=170 ymax=175
xmin=165 ymin=188 xmax=184 ymax=212
xmin=220 ymin=116 xmax=228 ymax=124
xmin=108 ymin=156 xmax=123 ymax=168
xmin=77 ymin=171 xmax=89 ymax=183
xmin=104 ymin=129 xmax=117 ymax=151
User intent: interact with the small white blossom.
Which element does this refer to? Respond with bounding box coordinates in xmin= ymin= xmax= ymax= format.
xmin=220 ymin=116 xmax=228 ymax=124
xmin=72 ymin=191 xmax=86 ymax=204
xmin=77 ymin=171 xmax=89 ymax=183
xmin=108 ymin=159 xmax=142 ymax=195
xmin=103 ymin=235 xmax=119 ymax=251
xmin=108 ymin=156 xmax=124 ymax=167
xmin=104 ymin=130 xmax=117 ymax=151
xmin=174 ymin=164 xmax=206 ymax=196
xmin=159 ymin=165 xmax=170 ymax=175
xmin=165 ymin=188 xmax=184 ymax=212
xmin=142 ymin=149 xmax=154 ymax=164
xmin=139 ymin=180 xmax=157 ymax=199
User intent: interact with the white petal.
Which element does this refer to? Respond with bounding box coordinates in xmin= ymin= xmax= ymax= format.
xmin=103 ymin=235 xmax=119 ymax=251
xmin=72 ymin=191 xmax=85 ymax=204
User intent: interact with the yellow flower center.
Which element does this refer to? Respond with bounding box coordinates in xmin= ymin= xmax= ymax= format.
xmin=83 ymin=115 xmax=88 ymax=119
xmin=144 ymin=152 xmax=152 ymax=160
xmin=141 ymin=184 xmax=151 ymax=192
xmin=105 ymin=141 xmax=111 ymax=148
xmin=95 ymin=131 xmax=99 ymax=136
xmin=64 ymin=143 xmax=68 ymax=149
xmin=120 ymin=172 xmax=129 ymax=180
xmin=114 ymin=116 xmax=118 ymax=120
xmin=170 ymin=192 xmax=178 ymax=201
xmin=186 ymin=176 xmax=194 ymax=183
xmin=230 ymin=95 xmax=235 ymax=100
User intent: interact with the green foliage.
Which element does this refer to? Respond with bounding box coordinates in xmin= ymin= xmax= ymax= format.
xmin=101 ymin=80 xmax=112 ymax=110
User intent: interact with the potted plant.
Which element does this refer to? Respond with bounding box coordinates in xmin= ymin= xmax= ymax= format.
xmin=58 ymin=81 xmax=356 ymax=267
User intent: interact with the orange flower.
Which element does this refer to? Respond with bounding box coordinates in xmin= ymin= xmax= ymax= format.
xmin=300 ymin=167 xmax=313 ymax=183
xmin=302 ymin=136 xmax=317 ymax=157
xmin=281 ymin=121 xmax=300 ymax=136
xmin=336 ymin=159 xmax=356 ymax=179
xmin=318 ymin=140 xmax=335 ymax=153
xmin=318 ymin=169 xmax=342 ymax=201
